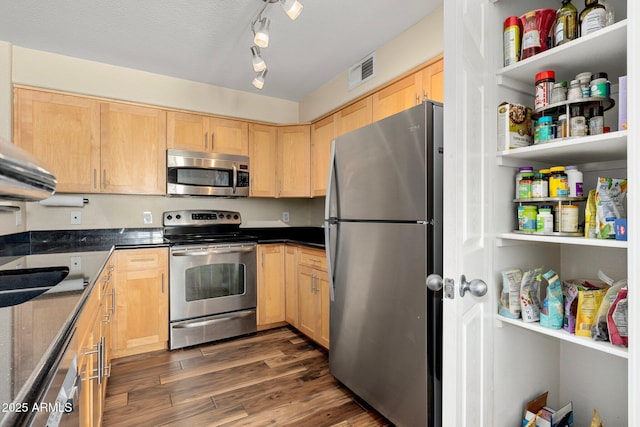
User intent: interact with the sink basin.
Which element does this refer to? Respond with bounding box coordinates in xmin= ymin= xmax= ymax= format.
xmin=0 ymin=266 xmax=70 ymax=307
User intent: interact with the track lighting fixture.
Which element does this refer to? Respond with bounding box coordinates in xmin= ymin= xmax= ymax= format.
xmin=252 ymin=69 xmax=268 ymax=90
xmin=248 ymin=0 xmax=303 ymax=90
xmin=250 ymin=46 xmax=266 ymax=72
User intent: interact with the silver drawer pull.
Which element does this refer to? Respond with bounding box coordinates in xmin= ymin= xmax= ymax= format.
xmin=173 ymin=310 xmax=254 ymax=328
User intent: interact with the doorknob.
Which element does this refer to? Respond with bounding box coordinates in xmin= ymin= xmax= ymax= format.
xmin=426 ymin=274 xmax=443 ymax=291
xmin=459 ymin=275 xmax=488 ymax=298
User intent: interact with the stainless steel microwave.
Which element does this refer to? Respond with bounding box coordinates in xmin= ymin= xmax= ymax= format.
xmin=166 ymin=149 xmax=250 ymax=197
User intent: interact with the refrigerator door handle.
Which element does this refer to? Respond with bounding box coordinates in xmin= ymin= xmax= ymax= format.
xmin=324 ymin=222 xmax=336 ymax=302
xmin=325 ymin=139 xmax=337 ymax=221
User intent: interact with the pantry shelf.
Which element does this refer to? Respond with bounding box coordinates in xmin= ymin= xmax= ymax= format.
xmin=496 ymin=19 xmax=627 ymax=89
xmin=496 ymin=232 xmax=628 ymax=248
xmin=497 ymin=315 xmax=628 ymax=359
xmin=496 ymin=130 xmax=627 ymax=166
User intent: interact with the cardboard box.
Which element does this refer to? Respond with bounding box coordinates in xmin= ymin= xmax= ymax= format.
xmin=497 ymin=102 xmax=533 ymax=151
xmin=522 ymin=392 xmax=574 ymax=427
xmin=618 ymin=76 xmax=627 ymax=131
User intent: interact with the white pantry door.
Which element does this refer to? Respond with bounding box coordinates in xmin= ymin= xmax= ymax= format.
xmin=442 ymin=0 xmax=495 ymax=426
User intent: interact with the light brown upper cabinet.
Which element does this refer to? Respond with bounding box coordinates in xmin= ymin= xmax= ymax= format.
xmin=371 ymin=57 xmax=444 ymax=122
xmin=336 ymin=97 xmax=372 ymax=137
xmin=101 ymin=102 xmax=166 ymax=195
xmin=420 ymin=57 xmax=444 ymax=104
xmin=167 ymin=111 xmax=249 ymax=156
xmin=310 ymin=114 xmax=337 ymax=197
xmin=14 ymin=88 xmax=166 ymax=195
xmin=249 ymin=123 xmax=278 ymax=197
xmin=277 ymin=125 xmax=311 ymax=198
xmin=14 ymin=88 xmax=101 ymax=193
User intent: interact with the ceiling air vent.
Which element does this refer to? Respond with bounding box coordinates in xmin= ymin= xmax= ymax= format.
xmin=348 ymin=52 xmax=376 ymax=90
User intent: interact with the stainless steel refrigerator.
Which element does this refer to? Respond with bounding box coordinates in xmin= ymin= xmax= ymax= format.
xmin=324 ymin=101 xmax=443 ymax=427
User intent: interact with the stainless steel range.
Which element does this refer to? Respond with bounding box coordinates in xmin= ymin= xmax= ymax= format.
xmin=163 ymin=210 xmax=257 ymax=349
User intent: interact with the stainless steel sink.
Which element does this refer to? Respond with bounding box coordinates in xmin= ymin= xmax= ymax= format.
xmin=0 ymin=266 xmax=70 ymax=307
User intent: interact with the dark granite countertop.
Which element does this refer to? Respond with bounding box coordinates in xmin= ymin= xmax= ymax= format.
xmin=0 ymin=225 xmax=322 ymax=424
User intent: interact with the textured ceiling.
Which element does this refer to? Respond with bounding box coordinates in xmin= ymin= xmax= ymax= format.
xmin=0 ymin=0 xmax=442 ymax=101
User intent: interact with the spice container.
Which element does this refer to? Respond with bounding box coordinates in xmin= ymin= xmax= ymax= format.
xmin=567 ymin=79 xmax=582 ymax=100
xmin=561 ymin=205 xmax=579 ymax=232
xmin=570 ymin=106 xmax=587 ymax=136
xmin=518 ymin=172 xmax=535 ymax=199
xmin=557 ymin=114 xmax=568 ymax=138
xmin=535 ymin=116 xmax=554 ymax=144
xmin=576 ymin=72 xmax=592 ymax=97
xmin=550 ymin=82 xmax=567 ymax=104
xmin=589 ymin=106 xmax=604 ymax=135
xmin=503 ymin=16 xmax=521 ymax=66
xmin=535 ymin=70 xmax=555 ymax=109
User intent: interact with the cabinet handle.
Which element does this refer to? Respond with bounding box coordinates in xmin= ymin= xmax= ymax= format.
xmin=102 ymin=170 xmax=107 ymax=189
xmin=131 ymin=257 xmax=155 ymax=263
xmin=308 ymin=258 xmax=321 ymax=263
xmin=93 ymin=169 xmax=97 ymax=190
xmin=204 ymin=132 xmax=208 ymax=150
xmin=161 ymin=273 xmax=165 ymax=293
xmin=211 ymin=132 xmax=215 ymax=150
xmin=415 ymin=93 xmax=420 ymax=105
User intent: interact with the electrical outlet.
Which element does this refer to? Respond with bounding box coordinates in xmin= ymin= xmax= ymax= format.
xmin=282 ymin=211 xmax=290 ymax=223
xmin=70 ymin=211 xmax=82 ymax=225
xmin=143 ymin=211 xmax=153 ymax=225
xmin=15 ymin=211 xmax=22 ymax=226
xmin=70 ymin=256 xmax=82 ymax=272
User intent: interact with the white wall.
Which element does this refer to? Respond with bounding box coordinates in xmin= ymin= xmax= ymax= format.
xmin=299 ymin=5 xmax=444 ymax=122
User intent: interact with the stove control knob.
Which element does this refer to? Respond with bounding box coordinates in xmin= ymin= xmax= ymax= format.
xmin=233 ymin=214 xmax=239 ymax=220
xmin=226 ymin=214 xmax=231 ymax=219
xmin=166 ymin=215 xmax=173 ymax=221
xmin=176 ymin=214 xmax=182 ymax=220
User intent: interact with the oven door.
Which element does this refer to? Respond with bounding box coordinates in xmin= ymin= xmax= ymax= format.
xmin=169 ymin=242 xmax=256 ymax=322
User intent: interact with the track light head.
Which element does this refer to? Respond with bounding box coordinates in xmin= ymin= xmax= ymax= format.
xmin=280 ymin=0 xmax=303 ymax=20
xmin=252 ymin=69 xmax=268 ymax=90
xmin=250 ymin=46 xmax=266 ymax=72
xmin=253 ymin=17 xmax=270 ymax=48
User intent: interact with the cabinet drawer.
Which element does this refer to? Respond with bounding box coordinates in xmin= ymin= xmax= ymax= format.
xmin=299 ymin=248 xmax=327 ymax=270
xmin=117 ymin=248 xmax=167 ymax=271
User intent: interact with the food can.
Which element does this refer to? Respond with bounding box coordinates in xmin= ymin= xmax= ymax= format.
xmin=590 ymin=78 xmax=610 ymax=98
xmin=561 ymin=205 xmax=579 ymax=232
xmin=503 ymin=16 xmax=521 ymax=66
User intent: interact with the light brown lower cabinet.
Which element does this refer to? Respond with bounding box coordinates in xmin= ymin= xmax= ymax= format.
xmin=297 ymin=263 xmax=330 ymax=349
xmin=112 ymin=247 xmax=168 ymax=358
xmin=257 ymin=244 xmax=286 ymax=327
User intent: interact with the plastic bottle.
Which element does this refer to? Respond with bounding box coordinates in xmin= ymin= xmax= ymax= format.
xmin=515 ymin=167 xmax=534 ymax=199
xmin=532 ymin=173 xmax=549 ymax=198
xmin=554 ymin=0 xmax=578 ymax=46
xmin=521 ymin=11 xmax=542 ymax=60
xmin=565 ymin=165 xmax=584 ymax=197
xmin=580 ymin=0 xmax=606 ymax=37
xmin=518 ymin=172 xmax=535 ymax=199
xmin=549 ymin=166 xmax=569 ymax=197
xmin=536 ymin=208 xmax=554 ymax=233
xmin=535 ymin=70 xmax=555 ymax=110
xmin=589 ymin=106 xmax=604 ymax=135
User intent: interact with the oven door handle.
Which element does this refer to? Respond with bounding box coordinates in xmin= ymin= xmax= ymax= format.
xmin=171 ymin=247 xmax=256 ymax=257
xmin=173 ymin=310 xmax=255 ymax=328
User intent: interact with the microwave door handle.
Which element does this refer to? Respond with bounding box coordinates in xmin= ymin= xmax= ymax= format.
xmin=232 ymin=164 xmax=238 ymax=194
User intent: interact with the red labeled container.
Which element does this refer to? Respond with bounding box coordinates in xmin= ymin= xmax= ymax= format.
xmin=520 ymin=9 xmax=556 ymax=60
xmin=503 ymin=16 xmax=522 ymax=66
xmin=535 ymin=70 xmax=555 ymax=110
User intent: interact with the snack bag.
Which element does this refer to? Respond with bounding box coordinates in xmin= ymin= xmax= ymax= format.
xmin=498 ymin=269 xmax=522 ymax=319
xmin=575 ymin=288 xmax=607 ymax=337
xmin=520 ymin=268 xmax=542 ymax=323
xmin=584 ymin=189 xmax=597 ymax=238
xmin=595 ymin=177 xmax=627 ymax=239
xmin=608 ymin=287 xmax=628 ymax=347
xmin=591 ymin=280 xmax=626 ymax=341
xmin=562 ymin=281 xmax=580 ymax=334
xmin=590 ymin=408 xmax=603 ymax=427
xmin=540 ymin=270 xmax=563 ymax=329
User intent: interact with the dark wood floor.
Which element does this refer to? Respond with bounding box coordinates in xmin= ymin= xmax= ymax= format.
xmin=102 ymin=327 xmax=391 ymax=426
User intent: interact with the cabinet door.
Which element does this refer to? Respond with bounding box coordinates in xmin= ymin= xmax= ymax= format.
xmin=211 ymin=117 xmax=249 ymax=156
xmin=310 ymin=115 xmax=336 ymax=197
xmin=277 ymin=125 xmax=311 ymax=197
xmin=14 ymin=88 xmax=101 ymax=193
xmin=113 ymin=248 xmax=168 ymax=358
xmin=166 ymin=111 xmax=208 ymax=152
xmin=297 ymin=265 xmax=317 ymax=339
xmin=257 ymin=244 xmax=286 ymax=326
xmin=249 ymin=123 xmax=278 ymax=197
xmin=420 ymin=57 xmax=444 ymax=103
xmin=100 ymin=102 xmax=166 ymax=194
xmin=372 ymin=73 xmax=421 ymax=122
xmin=284 ymin=245 xmax=299 ymax=327
xmin=316 ymin=268 xmax=330 ymax=349
xmin=336 ymin=96 xmax=372 ymax=136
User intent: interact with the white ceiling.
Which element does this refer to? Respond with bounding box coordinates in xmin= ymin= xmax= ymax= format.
xmin=0 ymin=0 xmax=443 ymax=102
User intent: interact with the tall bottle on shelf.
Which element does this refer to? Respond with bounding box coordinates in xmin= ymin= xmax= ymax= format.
xmin=554 ymin=0 xmax=579 ymax=46
xmin=580 ymin=0 xmax=606 ymax=36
